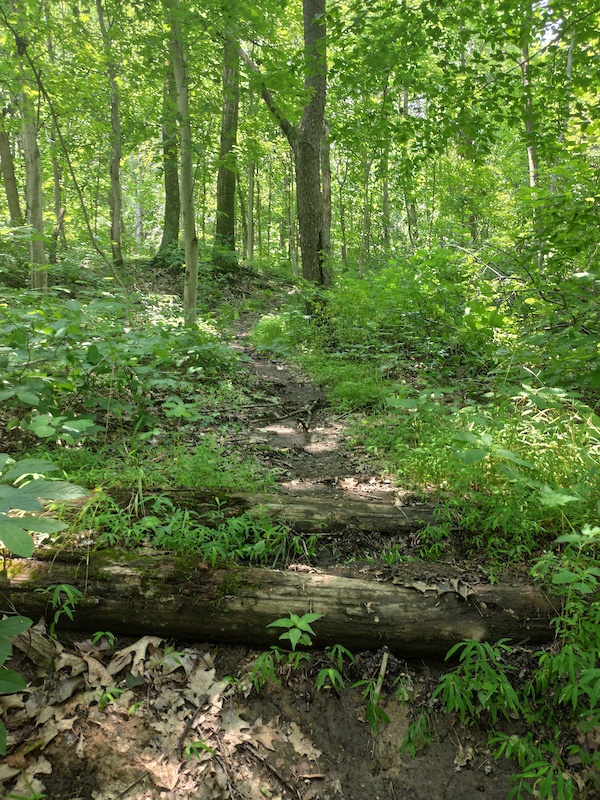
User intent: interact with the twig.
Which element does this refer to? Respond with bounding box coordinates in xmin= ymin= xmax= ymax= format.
xmin=112 ymin=772 xmax=147 ymax=799
xmin=374 ymin=646 xmax=389 ymax=699
xmin=177 ymin=704 xmax=203 ymax=759
xmin=242 ymin=741 xmax=301 ymax=798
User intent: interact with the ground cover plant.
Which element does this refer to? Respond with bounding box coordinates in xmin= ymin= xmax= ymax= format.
xmin=2 ymin=0 xmax=600 ymax=794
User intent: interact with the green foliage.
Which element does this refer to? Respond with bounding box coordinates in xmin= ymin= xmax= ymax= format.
xmin=0 ymin=454 xmax=86 ymax=558
xmin=35 ymin=583 xmax=83 ymax=638
xmin=77 ymin=491 xmax=314 ymax=567
xmin=404 ymin=527 xmax=600 ymax=799
xmin=184 ymin=740 xmax=215 ymax=759
xmin=0 ymin=291 xmax=239 ymax=441
xmin=267 ymin=612 xmax=323 ymax=651
xmin=0 ymin=456 xmax=83 ymax=756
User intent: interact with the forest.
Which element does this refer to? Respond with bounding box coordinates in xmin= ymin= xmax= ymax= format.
xmin=0 ymin=0 xmax=599 ymax=798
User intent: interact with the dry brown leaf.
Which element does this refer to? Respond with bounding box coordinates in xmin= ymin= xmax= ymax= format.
xmin=0 ymin=694 xmax=25 ymax=714
xmin=107 ymin=636 xmax=164 ymax=676
xmin=54 ymin=651 xmax=87 ymax=676
xmin=407 ymin=580 xmax=435 ymax=593
xmin=0 ymin=762 xmax=21 ymax=786
xmin=287 ymin=722 xmax=322 ymax=760
xmin=453 ymin=743 xmax=475 ymax=770
xmin=38 ymin=715 xmax=78 ymax=749
xmin=184 ymin=664 xmax=229 ymax=707
xmin=450 ymin=578 xmax=475 ymax=600
xmin=251 ymin=717 xmax=280 ymax=751
xmin=83 ymin=654 xmax=113 ymax=689
xmin=221 ymin=705 xmax=251 ymax=746
xmin=143 ymin=756 xmax=181 ymax=790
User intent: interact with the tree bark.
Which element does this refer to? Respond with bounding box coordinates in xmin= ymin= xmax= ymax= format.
xmin=114 ymin=489 xmax=436 ymax=533
xmin=213 ymin=37 xmax=239 ymax=271
xmin=292 ymin=0 xmax=328 ymax=285
xmin=18 ymin=46 xmax=46 ymax=289
xmin=96 ymin=0 xmax=123 ymax=268
xmin=158 ymin=64 xmax=180 ymax=254
xmin=321 ymin=120 xmax=331 ymax=264
xmin=169 ymin=0 xmax=198 ymax=326
xmin=235 ymin=0 xmax=328 ymax=285
xmin=0 ymin=123 xmax=23 ymax=226
xmin=2 ymin=555 xmax=556 ymax=657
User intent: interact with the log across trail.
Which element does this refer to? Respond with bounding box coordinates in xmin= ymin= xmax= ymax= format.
xmin=111 ymin=488 xmax=437 ymax=533
xmin=2 ymin=550 xmax=556 ymax=657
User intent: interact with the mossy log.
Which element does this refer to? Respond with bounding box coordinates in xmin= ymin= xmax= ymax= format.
xmin=1 ymin=553 xmax=556 ymax=657
xmin=111 ymin=489 xmax=436 ymax=533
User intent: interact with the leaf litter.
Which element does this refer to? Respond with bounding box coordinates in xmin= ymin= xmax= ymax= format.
xmin=2 ymin=623 xmax=518 ymax=800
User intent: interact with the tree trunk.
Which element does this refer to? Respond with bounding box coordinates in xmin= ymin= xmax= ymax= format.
xmin=3 ymin=555 xmax=556 ymax=657
xmin=335 ymin=156 xmax=348 ymax=267
xmin=158 ymin=65 xmax=180 ymax=254
xmin=247 ymin=162 xmax=254 ymax=261
xmin=321 ymin=120 xmax=332 ymax=265
xmin=237 ymin=0 xmax=327 ymax=285
xmin=169 ymin=0 xmax=198 ymax=326
xmin=213 ymin=37 xmax=239 ymax=272
xmin=113 ymin=489 xmax=435 ymax=533
xmin=96 ymin=0 xmax=123 ymax=268
xmin=292 ymin=0 xmax=328 ymax=285
xmin=0 ymin=124 xmax=23 ymax=226
xmin=18 ymin=57 xmax=46 ymax=289
xmin=519 ymin=43 xmax=540 ymax=192
xmin=359 ymin=153 xmax=372 ymax=271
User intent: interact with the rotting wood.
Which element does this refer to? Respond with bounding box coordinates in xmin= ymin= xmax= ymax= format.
xmin=110 ymin=489 xmax=436 ymax=534
xmin=1 ymin=553 xmax=557 ymax=657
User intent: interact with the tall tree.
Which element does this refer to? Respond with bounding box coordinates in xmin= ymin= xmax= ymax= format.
xmin=157 ymin=62 xmax=180 ymax=255
xmin=96 ymin=0 xmax=124 ymax=267
xmin=0 ymin=115 xmax=23 ymax=226
xmin=238 ymin=0 xmax=329 ymax=285
xmin=169 ymin=0 xmax=198 ymax=326
xmin=213 ymin=37 xmax=240 ymax=271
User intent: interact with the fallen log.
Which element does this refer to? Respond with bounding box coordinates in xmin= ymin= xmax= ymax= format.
xmin=0 ymin=552 xmax=557 ymax=657
xmin=111 ymin=489 xmax=436 ymax=533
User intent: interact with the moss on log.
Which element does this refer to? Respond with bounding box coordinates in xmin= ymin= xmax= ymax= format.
xmin=1 ymin=551 xmax=556 ymax=657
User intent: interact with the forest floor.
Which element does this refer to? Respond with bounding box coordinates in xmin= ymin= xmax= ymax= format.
xmin=3 ymin=315 xmax=522 ymax=800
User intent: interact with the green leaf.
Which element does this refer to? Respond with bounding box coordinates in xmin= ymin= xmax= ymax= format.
xmin=0 ymin=486 xmax=43 ymax=513
xmin=2 ymin=459 xmax=59 ymax=482
xmin=86 ymin=344 xmax=102 ymax=365
xmin=0 ymin=720 xmax=6 ymax=755
xmin=0 ymin=455 xmax=11 ymax=473
xmin=0 ymin=667 xmax=27 ymax=694
xmin=538 ymin=487 xmax=580 ymax=508
xmin=297 ymin=613 xmax=323 ymax=627
xmin=284 ymin=628 xmax=302 ymax=650
xmin=459 ymin=449 xmax=489 ymax=465
xmin=494 ymin=449 xmax=536 ymax=469
xmin=452 ymin=431 xmax=480 ymax=445
xmin=0 ymin=521 xmax=34 ymax=557
xmin=0 ymin=616 xmax=32 ymax=637
xmin=0 ymin=639 xmax=12 ymax=667
xmin=267 ymin=618 xmax=295 ymax=629
xmin=15 ymin=391 xmax=39 ymax=406
xmin=551 ymin=570 xmax=580 ymax=584
xmin=16 ymin=479 xmax=87 ymax=502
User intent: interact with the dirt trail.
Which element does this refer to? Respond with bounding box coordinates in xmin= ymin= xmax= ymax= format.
xmin=2 ymin=319 xmax=519 ymax=800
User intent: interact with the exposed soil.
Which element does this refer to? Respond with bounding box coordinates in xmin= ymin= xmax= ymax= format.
xmin=1 ymin=317 xmax=523 ymax=800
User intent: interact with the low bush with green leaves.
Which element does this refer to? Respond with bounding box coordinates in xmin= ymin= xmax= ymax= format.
xmin=403 ymin=526 xmax=600 ymax=800
xmin=0 ymin=289 xmax=240 ymax=442
xmin=0 ymin=455 xmax=85 ymax=755
xmin=73 ymin=491 xmax=314 ymax=567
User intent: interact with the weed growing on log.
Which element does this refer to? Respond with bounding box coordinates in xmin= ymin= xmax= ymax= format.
xmin=75 ymin=491 xmax=314 ymax=567
xmin=35 ymin=583 xmax=83 ymax=638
